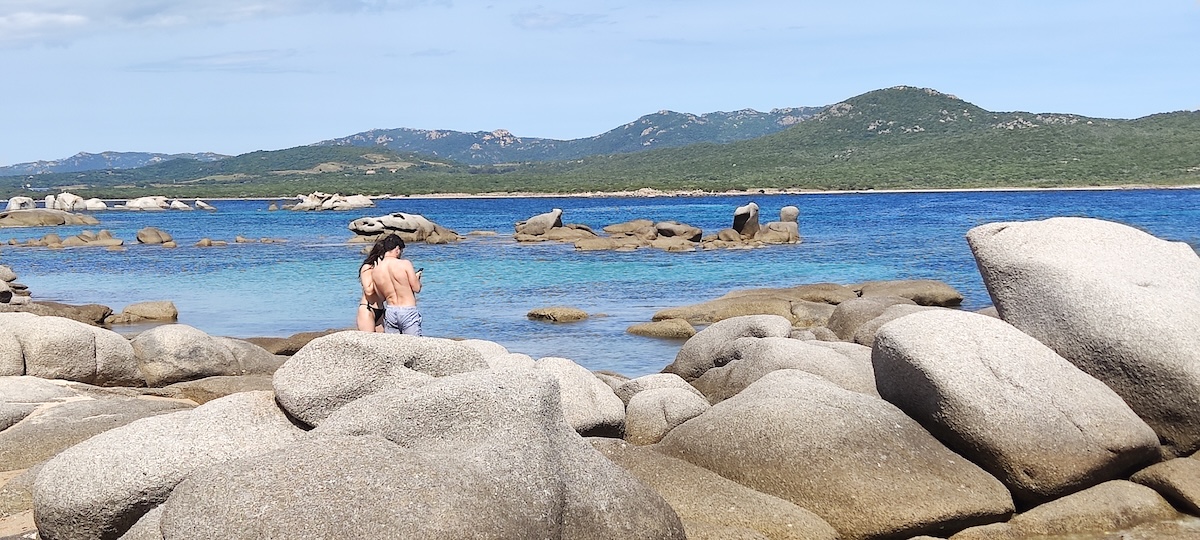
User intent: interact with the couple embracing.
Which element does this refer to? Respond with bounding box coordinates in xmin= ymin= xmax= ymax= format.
xmin=357 ymin=234 xmax=423 ymax=335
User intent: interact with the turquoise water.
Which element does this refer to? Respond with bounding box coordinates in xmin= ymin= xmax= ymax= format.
xmin=3 ymin=189 xmax=1198 ymax=376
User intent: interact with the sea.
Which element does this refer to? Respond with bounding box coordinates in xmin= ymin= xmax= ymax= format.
xmin=2 ymin=188 xmax=1198 ymax=377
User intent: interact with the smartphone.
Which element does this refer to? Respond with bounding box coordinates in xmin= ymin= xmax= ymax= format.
xmin=415 ymin=267 xmax=424 ymax=274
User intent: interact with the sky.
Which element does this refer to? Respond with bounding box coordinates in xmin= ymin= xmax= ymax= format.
xmin=1 ymin=0 xmax=1197 ymax=166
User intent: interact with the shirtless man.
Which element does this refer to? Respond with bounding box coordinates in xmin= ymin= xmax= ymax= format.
xmin=369 ymin=234 xmax=423 ymax=335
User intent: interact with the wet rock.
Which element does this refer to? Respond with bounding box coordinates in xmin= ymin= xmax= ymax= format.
xmin=626 ymin=319 xmax=696 ymax=338
xmin=527 ymin=306 xmax=589 ymax=322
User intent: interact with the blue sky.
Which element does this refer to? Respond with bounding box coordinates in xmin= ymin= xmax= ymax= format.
xmin=1 ymin=0 xmax=1197 ymax=166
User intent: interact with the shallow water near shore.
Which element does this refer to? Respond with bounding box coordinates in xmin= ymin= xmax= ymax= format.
xmin=3 ymin=189 xmax=1198 ymax=377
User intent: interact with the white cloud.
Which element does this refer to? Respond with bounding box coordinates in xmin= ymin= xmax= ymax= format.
xmin=511 ymin=9 xmax=604 ymax=30
xmin=0 ymin=0 xmax=444 ymax=46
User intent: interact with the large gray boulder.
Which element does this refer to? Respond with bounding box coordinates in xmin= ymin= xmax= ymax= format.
xmin=624 ymin=387 xmax=710 ymax=445
xmin=967 ymin=217 xmax=1200 ymax=457
xmin=131 ymin=324 xmax=239 ymax=387
xmin=874 ymin=309 xmax=1161 ymax=506
xmin=656 ymin=369 xmax=1014 ymax=540
xmin=1131 ymin=458 xmax=1200 ymax=515
xmin=32 ymin=391 xmax=307 ymax=540
xmin=732 ymin=202 xmax=760 ymax=238
xmin=591 ymin=438 xmax=838 ymax=540
xmin=663 ymin=315 xmax=794 ymax=381
xmin=11 ymin=315 xmax=141 ymax=386
xmin=514 ymin=208 xmax=563 ymax=236
xmin=691 ymin=336 xmax=879 ymax=403
xmin=825 ymin=295 xmax=917 ymax=341
xmin=0 ymin=375 xmax=77 ymax=403
xmin=272 ymin=331 xmax=486 ymax=427
xmin=0 ymin=397 xmax=191 ymax=471
xmin=614 ymin=373 xmax=704 ymax=406
xmin=850 ymin=303 xmax=940 ymax=347
xmin=156 ymin=369 xmax=685 ymax=539
xmin=535 ymin=357 xmax=626 ymax=437
xmin=1006 ymin=480 xmax=1180 ymax=537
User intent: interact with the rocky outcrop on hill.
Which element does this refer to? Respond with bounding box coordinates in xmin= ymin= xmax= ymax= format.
xmin=348 ymin=211 xmax=462 ymax=244
xmin=515 ymin=203 xmax=802 ymax=251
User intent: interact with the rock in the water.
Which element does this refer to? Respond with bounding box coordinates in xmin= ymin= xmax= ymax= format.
xmin=825 ymin=295 xmax=917 ymax=341
xmin=135 ymin=227 xmax=173 ymax=244
xmin=527 ymin=306 xmax=589 ymax=322
xmin=856 ymin=279 xmax=964 ymax=306
xmin=874 ymin=309 xmax=1160 ymax=506
xmin=967 ymin=217 xmax=1200 ymax=457
xmin=656 ymin=370 xmax=1014 ymax=540
xmin=627 ymin=319 xmax=697 ymax=339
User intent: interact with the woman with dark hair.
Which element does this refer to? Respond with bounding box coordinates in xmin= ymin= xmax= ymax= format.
xmin=356 ymin=238 xmax=389 ymax=332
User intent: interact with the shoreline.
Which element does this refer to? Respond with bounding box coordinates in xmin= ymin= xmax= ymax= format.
xmin=65 ymin=183 xmax=1200 ymax=205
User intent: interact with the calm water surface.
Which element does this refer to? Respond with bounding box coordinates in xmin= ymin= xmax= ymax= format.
xmin=3 ymin=189 xmax=1198 ymax=376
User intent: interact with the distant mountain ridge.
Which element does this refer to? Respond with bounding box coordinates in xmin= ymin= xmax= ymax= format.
xmin=0 ymin=151 xmax=227 ymax=177
xmin=314 ymin=107 xmax=824 ymax=165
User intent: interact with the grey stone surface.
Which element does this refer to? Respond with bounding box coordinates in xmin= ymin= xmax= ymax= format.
xmin=159 ymin=369 xmax=684 ymax=539
xmin=0 ymin=403 xmax=34 ymax=433
xmin=0 ymin=398 xmax=191 ymax=471
xmin=657 ymin=369 xmax=1014 ymax=540
xmin=214 ymin=337 xmax=287 ymax=376
xmin=0 ymin=321 xmax=25 ymax=377
xmin=454 ymin=339 xmax=509 ymax=361
xmin=692 ymin=337 xmax=879 ymax=403
xmin=627 ymin=319 xmax=697 ymax=339
xmin=1007 ymin=480 xmax=1180 ymax=537
xmin=118 ymin=505 xmax=164 ymax=540
xmin=591 ymin=438 xmax=838 ymax=540
xmin=1131 ymin=458 xmax=1200 ymax=515
xmin=0 ymin=376 xmax=77 ymax=404
xmin=624 ymin=388 xmax=710 ymax=445
xmin=613 ymin=373 xmax=703 ymax=406
xmin=825 ymin=295 xmax=917 ymax=341
xmin=273 ymin=331 xmax=486 ymax=426
xmin=131 ymin=324 xmax=239 ymax=387
xmin=164 ymin=375 xmax=274 ymax=405
xmin=536 ymin=357 xmax=626 ymax=437
xmin=850 ymin=304 xmax=940 ymax=347
xmin=968 ymin=217 xmax=1200 ymax=457
xmin=13 ymin=316 xmax=141 ymax=386
xmin=856 ymin=279 xmax=964 ymax=306
xmin=874 ymin=309 xmax=1160 ymax=506
xmin=32 ymin=391 xmax=307 ymax=540
xmin=485 ymin=352 xmax=536 ymax=370
xmin=663 ymin=315 xmax=794 ymax=381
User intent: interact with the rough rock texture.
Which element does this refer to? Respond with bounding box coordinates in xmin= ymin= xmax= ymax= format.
xmin=825 ymin=295 xmax=917 ymax=341
xmin=874 ymin=309 xmax=1160 ymax=506
xmin=626 ymin=319 xmax=696 ymax=339
xmin=164 ymin=375 xmax=275 ymax=405
xmin=134 ymin=227 xmax=172 ymax=244
xmin=0 ymin=209 xmax=98 ymax=227
xmin=624 ymin=388 xmax=710 ymax=445
xmin=10 ymin=315 xmax=141 ymax=386
xmin=613 ymin=373 xmax=704 ymax=406
xmin=32 ymin=392 xmax=307 ymax=540
xmin=0 ymin=376 xmax=77 ymax=404
xmin=0 ymin=398 xmax=191 ymax=471
xmin=856 ymin=279 xmax=964 ymax=306
xmin=157 ymin=369 xmax=685 ymax=539
xmin=851 ymin=304 xmax=940 ymax=347
xmin=590 ymin=438 xmax=838 ymax=540
xmin=1131 ymin=458 xmax=1200 ymax=515
xmin=1006 ymin=480 xmax=1181 ymax=537
xmin=967 ymin=217 xmax=1200 ymax=457
xmin=663 ymin=315 xmax=794 ymax=382
xmin=107 ymin=301 xmax=178 ymax=324
xmin=732 ymin=202 xmax=760 ymax=238
xmin=273 ymin=332 xmax=486 ymax=427
xmin=691 ymin=337 xmax=880 ymax=403
xmin=656 ymin=370 xmax=1014 ymax=540
xmin=535 ymin=357 xmax=626 ymax=437
xmin=514 ymin=209 xmax=563 ymax=236
xmin=131 ymin=324 xmax=239 ymax=387
xmin=347 ymin=212 xmax=460 ymax=243
xmin=527 ymin=306 xmax=589 ymax=322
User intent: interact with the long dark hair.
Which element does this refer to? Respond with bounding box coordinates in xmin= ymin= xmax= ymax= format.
xmin=360 ymin=235 xmax=399 ymax=271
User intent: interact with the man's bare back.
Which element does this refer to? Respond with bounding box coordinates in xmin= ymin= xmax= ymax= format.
xmin=371 ymin=252 xmax=421 ymax=307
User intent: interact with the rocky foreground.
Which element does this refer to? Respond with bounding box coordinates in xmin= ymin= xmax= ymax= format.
xmin=2 ymin=216 xmax=1200 ymax=539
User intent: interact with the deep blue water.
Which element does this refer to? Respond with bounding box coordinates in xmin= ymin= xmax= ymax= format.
xmin=2 ymin=189 xmax=1198 ymax=377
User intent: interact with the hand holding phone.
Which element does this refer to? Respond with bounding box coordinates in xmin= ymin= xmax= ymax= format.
xmin=415 ymin=267 xmax=424 ymax=275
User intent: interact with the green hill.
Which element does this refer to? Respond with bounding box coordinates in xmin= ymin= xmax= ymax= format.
xmin=7 ymin=86 xmax=1199 ymax=198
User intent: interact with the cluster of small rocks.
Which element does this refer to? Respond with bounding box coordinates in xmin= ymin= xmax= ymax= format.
xmin=4 ymin=194 xmax=216 ymax=212
xmin=347 ymin=212 xmax=462 ymax=244
xmin=514 ymin=202 xmax=801 ymax=252
xmin=283 ymin=192 xmax=374 ymax=211
xmin=0 ymin=265 xmax=30 ymax=306
xmin=0 ymin=209 xmax=99 ymax=228
xmin=4 ymin=215 xmax=1200 ymax=539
